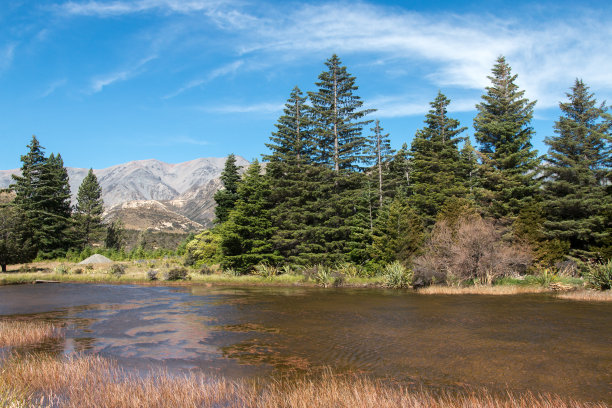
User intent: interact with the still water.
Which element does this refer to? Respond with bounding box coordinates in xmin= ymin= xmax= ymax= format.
xmin=0 ymin=283 xmax=611 ymax=403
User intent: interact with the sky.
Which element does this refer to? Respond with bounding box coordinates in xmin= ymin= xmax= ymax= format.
xmin=0 ymin=0 xmax=611 ymax=169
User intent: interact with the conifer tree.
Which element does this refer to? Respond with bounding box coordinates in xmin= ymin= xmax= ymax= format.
xmin=308 ymin=54 xmax=374 ymax=172
xmin=409 ymin=92 xmax=468 ymax=226
xmin=474 ymin=56 xmax=540 ymax=218
xmin=541 ymin=79 xmax=611 ymax=259
xmin=369 ymin=197 xmax=424 ymax=266
xmin=74 ymin=169 xmax=105 ymax=248
xmin=214 ymin=154 xmax=241 ymax=224
xmin=105 ymin=218 xmax=125 ymax=250
xmin=10 ymin=136 xmax=73 ymax=257
xmin=0 ymin=203 xmax=36 ymax=272
xmin=364 ymin=119 xmax=395 ymax=207
xmin=220 ymin=161 xmax=279 ymax=272
xmin=386 ymin=143 xmax=411 ymax=197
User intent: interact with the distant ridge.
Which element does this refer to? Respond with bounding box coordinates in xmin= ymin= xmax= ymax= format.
xmin=0 ymin=156 xmax=250 ymax=232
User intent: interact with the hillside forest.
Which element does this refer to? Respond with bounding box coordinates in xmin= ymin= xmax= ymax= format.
xmin=1 ymin=55 xmax=611 ymax=288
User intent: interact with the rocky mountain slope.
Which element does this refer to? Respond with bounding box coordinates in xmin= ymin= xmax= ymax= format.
xmin=0 ymin=156 xmax=249 ymax=232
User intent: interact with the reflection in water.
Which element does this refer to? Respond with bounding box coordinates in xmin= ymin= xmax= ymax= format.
xmin=0 ymin=283 xmax=611 ymax=403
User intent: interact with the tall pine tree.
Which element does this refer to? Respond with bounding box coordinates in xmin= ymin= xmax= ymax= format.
xmin=364 ymin=119 xmax=395 ymax=208
xmin=541 ymin=79 xmax=611 ymax=259
xmin=74 ymin=169 xmax=105 ymax=248
xmin=474 ymin=56 xmax=540 ymax=218
xmin=213 ymin=154 xmax=241 ymax=224
xmin=308 ymin=54 xmax=374 ymax=172
xmin=409 ymin=92 xmax=468 ymax=226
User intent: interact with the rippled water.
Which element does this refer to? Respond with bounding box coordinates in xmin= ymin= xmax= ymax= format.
xmin=1 ymin=283 xmax=611 ymax=403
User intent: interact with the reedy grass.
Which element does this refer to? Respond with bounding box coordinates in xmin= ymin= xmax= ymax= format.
xmin=0 ymin=321 xmax=62 ymax=348
xmin=555 ymin=290 xmax=612 ymax=302
xmin=0 ymin=354 xmax=606 ymax=408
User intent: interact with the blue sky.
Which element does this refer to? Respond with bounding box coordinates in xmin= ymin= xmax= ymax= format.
xmin=0 ymin=0 xmax=610 ymax=169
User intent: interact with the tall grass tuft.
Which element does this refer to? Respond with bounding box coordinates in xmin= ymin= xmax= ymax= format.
xmin=382 ymin=262 xmax=413 ymax=289
xmin=0 ymin=320 xmax=62 ymax=347
xmin=584 ymin=260 xmax=612 ymax=290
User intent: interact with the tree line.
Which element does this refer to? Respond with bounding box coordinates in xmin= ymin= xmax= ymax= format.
xmin=0 ymin=137 xmax=123 ymax=271
xmin=191 ymin=54 xmax=611 ymax=277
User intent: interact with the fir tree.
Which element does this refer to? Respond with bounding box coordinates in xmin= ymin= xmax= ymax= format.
xmin=541 ymin=79 xmax=611 ymax=259
xmin=0 ymin=203 xmax=36 ymax=272
xmin=364 ymin=119 xmax=395 ymax=207
xmin=214 ymin=154 xmax=241 ymax=224
xmin=308 ymin=54 xmax=374 ymax=172
xmin=386 ymin=143 xmax=411 ymax=197
xmin=220 ymin=161 xmax=279 ymax=272
xmin=409 ymin=92 xmax=468 ymax=226
xmin=105 ymin=219 xmax=125 ymax=250
xmin=10 ymin=137 xmax=73 ymax=257
xmin=74 ymin=169 xmax=105 ymax=248
xmin=474 ymin=56 xmax=540 ymax=218
xmin=369 ymin=196 xmax=424 ymax=266
xmin=264 ymin=86 xmax=313 ymax=166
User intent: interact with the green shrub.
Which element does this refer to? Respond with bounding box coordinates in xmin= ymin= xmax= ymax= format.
xmin=382 ymin=262 xmax=413 ymax=289
xmin=72 ymin=268 xmax=83 ymax=275
xmin=199 ymin=265 xmax=215 ymax=275
xmin=146 ymin=270 xmax=158 ymax=281
xmin=18 ymin=265 xmax=36 ymax=273
xmin=584 ymin=261 xmax=612 ymax=290
xmin=164 ymin=268 xmax=188 ymax=281
xmin=108 ymin=264 xmax=126 ymax=278
xmin=54 ymin=265 xmax=69 ymax=275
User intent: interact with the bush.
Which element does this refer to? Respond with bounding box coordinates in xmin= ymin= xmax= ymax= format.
xmin=54 ymin=265 xmax=69 ymax=275
xmin=254 ymin=263 xmax=278 ymax=279
xmin=72 ymin=268 xmax=83 ymax=275
xmin=108 ymin=264 xmax=125 ymax=278
xmin=584 ymin=260 xmax=612 ymax=290
xmin=382 ymin=262 xmax=413 ymax=288
xmin=163 ymin=267 xmax=188 ymax=281
xmin=413 ymin=214 xmax=532 ymax=286
xmin=18 ymin=265 xmax=36 ymax=273
xmin=198 ymin=265 xmax=215 ymax=275
xmin=146 ymin=270 xmax=158 ymax=281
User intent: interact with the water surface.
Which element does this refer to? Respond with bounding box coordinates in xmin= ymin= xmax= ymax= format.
xmin=0 ymin=283 xmax=610 ymax=403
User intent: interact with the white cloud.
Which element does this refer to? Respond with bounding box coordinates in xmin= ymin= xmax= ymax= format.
xmin=202 ymin=102 xmax=283 ymax=114
xmin=89 ymin=55 xmax=157 ymax=93
xmin=164 ymin=59 xmax=244 ymax=98
xmin=58 ymin=0 xmax=228 ymax=16
xmin=0 ymin=43 xmax=16 ymax=72
xmin=369 ymin=94 xmax=479 ymax=118
xmin=40 ymin=79 xmax=68 ymax=98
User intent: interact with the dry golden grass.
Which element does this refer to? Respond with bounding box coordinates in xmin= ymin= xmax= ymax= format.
xmin=416 ymin=285 xmax=549 ymax=295
xmin=0 ymin=354 xmax=606 ymax=408
xmin=0 ymin=321 xmax=62 ymax=348
xmin=555 ymin=290 xmax=612 ymax=302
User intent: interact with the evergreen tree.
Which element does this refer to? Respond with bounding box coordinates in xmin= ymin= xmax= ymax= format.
xmin=214 ymin=154 xmax=242 ymax=223
xmin=474 ymin=56 xmax=540 ymax=218
xmin=459 ymin=139 xmax=478 ymax=196
xmin=10 ymin=137 xmax=73 ymax=257
xmin=409 ymin=92 xmax=468 ymax=226
xmin=541 ymin=79 xmax=612 ymax=259
xmin=369 ymin=196 xmax=424 ymax=266
xmin=308 ymin=54 xmax=375 ymax=172
xmin=220 ymin=161 xmax=279 ymax=273
xmin=74 ymin=169 xmax=105 ymax=248
xmin=364 ymin=119 xmax=395 ymax=207
xmin=264 ymin=86 xmax=313 ymax=166
xmin=105 ymin=218 xmax=125 ymax=250
xmin=0 ymin=203 xmax=36 ymax=272
xmin=386 ymin=143 xmax=411 ymax=197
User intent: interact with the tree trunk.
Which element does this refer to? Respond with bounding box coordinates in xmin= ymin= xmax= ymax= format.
xmin=1 ymin=263 xmax=6 ymax=272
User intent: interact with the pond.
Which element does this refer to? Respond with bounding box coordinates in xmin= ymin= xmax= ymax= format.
xmin=0 ymin=283 xmax=611 ymax=404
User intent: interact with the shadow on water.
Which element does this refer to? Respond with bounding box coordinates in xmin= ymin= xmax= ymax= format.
xmin=0 ymin=283 xmax=611 ymax=403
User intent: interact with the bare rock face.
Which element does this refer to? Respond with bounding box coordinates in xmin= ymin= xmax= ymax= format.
xmin=0 ymin=156 xmax=249 ymax=232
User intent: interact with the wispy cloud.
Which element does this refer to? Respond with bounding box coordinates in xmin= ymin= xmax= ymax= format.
xmin=370 ymin=95 xmax=480 ymax=118
xmin=89 ymin=55 xmax=157 ymax=93
xmin=164 ymin=59 xmax=244 ymax=98
xmin=201 ymin=101 xmax=283 ymax=114
xmin=0 ymin=43 xmax=17 ymax=72
xmin=39 ymin=79 xmax=68 ymax=98
xmin=58 ymin=0 xmax=228 ymax=16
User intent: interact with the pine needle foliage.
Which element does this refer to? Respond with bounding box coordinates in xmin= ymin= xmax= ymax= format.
xmin=474 ymin=56 xmax=540 ymax=218
xmin=541 ymin=79 xmax=611 ymax=259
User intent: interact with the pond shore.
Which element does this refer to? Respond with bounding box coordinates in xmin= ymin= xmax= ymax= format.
xmin=1 ymin=261 xmax=611 ymax=301
xmin=0 ymin=321 xmax=608 ymax=408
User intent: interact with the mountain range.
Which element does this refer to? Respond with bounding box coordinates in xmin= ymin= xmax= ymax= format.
xmin=0 ymin=156 xmax=250 ymax=232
